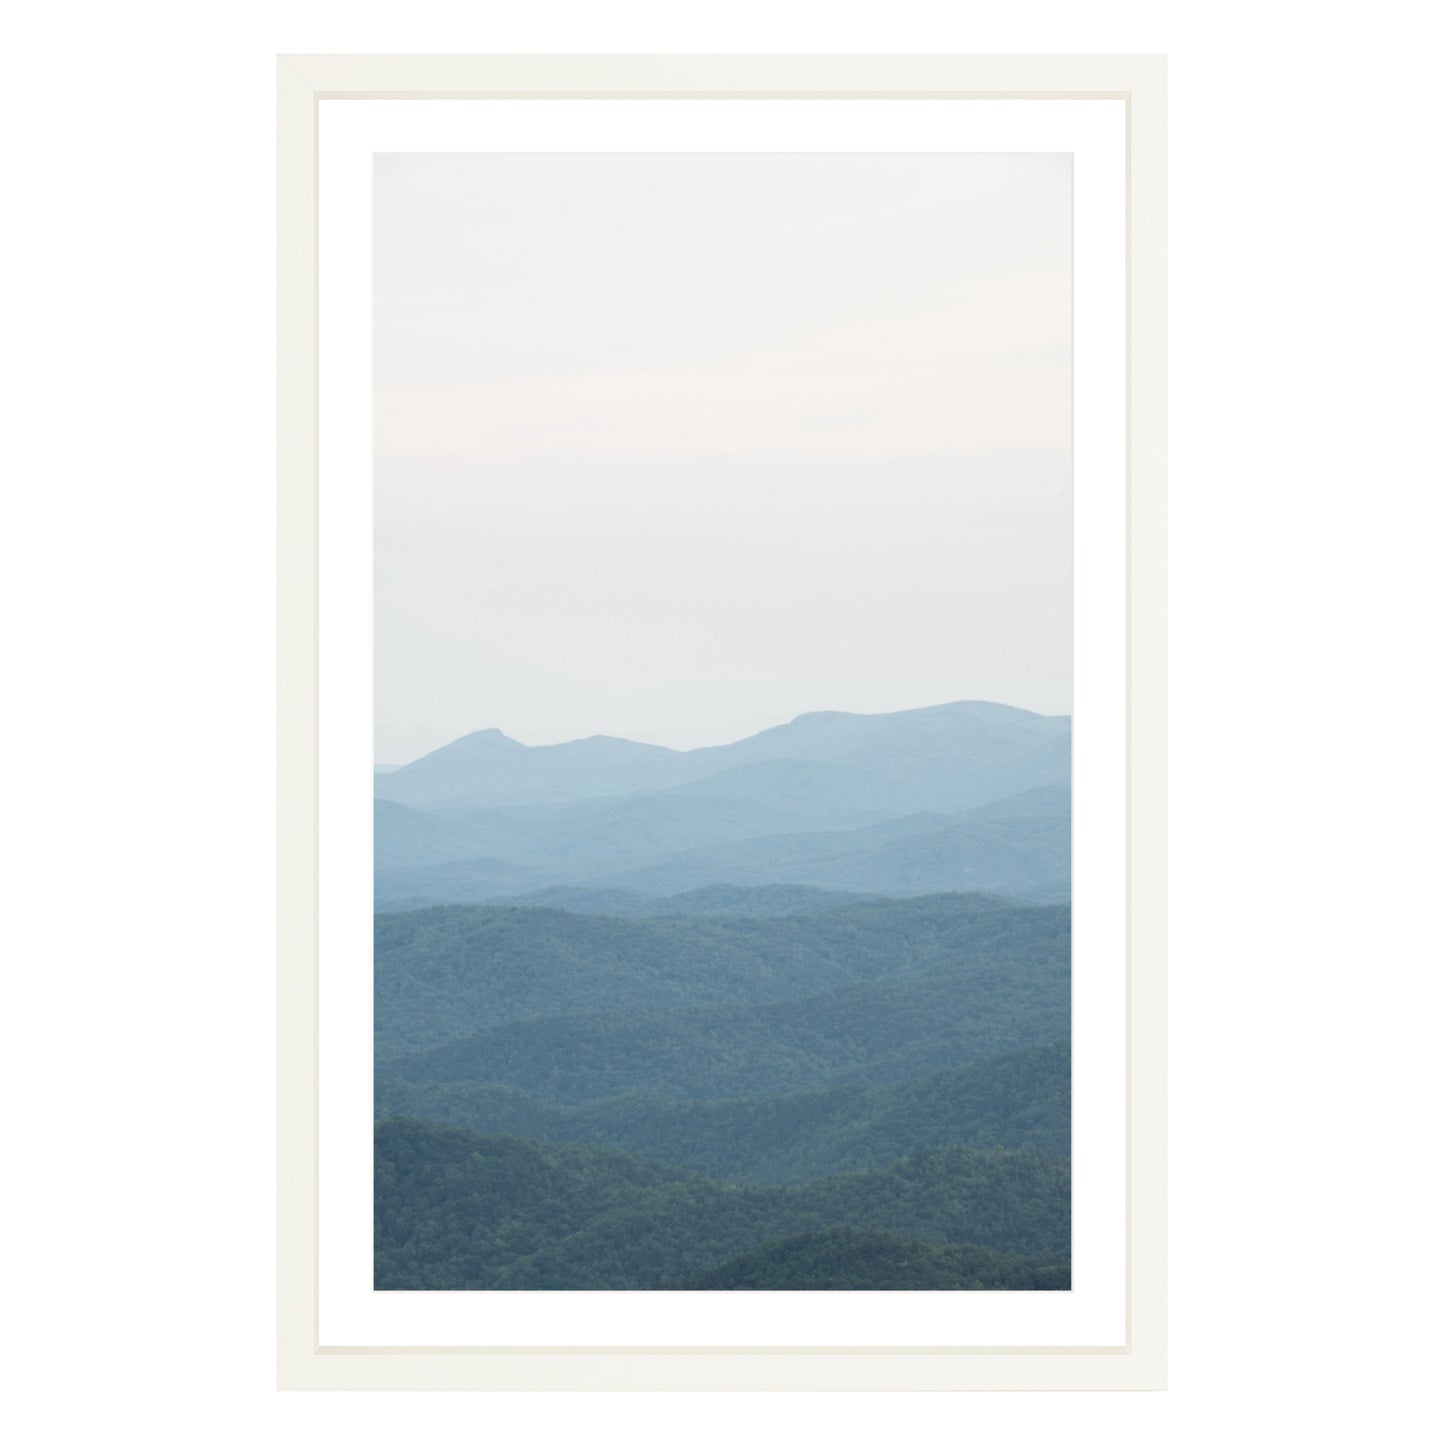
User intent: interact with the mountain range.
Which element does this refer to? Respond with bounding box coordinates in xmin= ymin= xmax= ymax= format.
xmin=374 ymin=700 xmax=1071 ymax=908
xmin=374 ymin=700 xmax=1072 ymax=1290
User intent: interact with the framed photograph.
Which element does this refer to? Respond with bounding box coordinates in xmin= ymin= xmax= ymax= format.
xmin=277 ymin=53 xmax=1166 ymax=1391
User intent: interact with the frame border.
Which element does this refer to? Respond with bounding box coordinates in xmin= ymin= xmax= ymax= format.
xmin=277 ymin=52 xmax=1166 ymax=1392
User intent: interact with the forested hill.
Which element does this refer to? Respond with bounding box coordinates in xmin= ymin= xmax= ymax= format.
xmin=375 ymin=891 xmax=1068 ymax=1064
xmin=375 ymin=1118 xmax=1070 ymax=1291
xmin=392 ymin=953 xmax=1067 ymax=1103
xmin=665 ymin=1229 xmax=1069 ymax=1291
xmin=374 ymin=884 xmax=1071 ymax=1287
xmin=376 ymin=1038 xmax=1069 ymax=1184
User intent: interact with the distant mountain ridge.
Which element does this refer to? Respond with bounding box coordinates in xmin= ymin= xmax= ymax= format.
xmin=374 ymin=701 xmax=1071 ymax=907
xmin=484 ymin=883 xmax=885 ymax=918
xmin=376 ymin=700 xmax=1069 ymax=810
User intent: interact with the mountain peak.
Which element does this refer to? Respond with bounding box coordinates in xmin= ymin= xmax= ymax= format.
xmin=433 ymin=727 xmax=523 ymax=754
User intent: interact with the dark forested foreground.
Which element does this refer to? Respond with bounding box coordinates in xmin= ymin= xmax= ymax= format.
xmin=666 ymin=1230 xmax=1070 ymax=1291
xmin=374 ymin=887 xmax=1070 ymax=1290
xmin=374 ymin=1119 xmax=1069 ymax=1290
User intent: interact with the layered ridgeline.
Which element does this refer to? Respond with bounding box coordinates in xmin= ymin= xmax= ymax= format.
xmin=374 ymin=702 xmax=1071 ymax=1290
xmin=374 ymin=892 xmax=1068 ymax=1067
xmin=374 ymin=700 xmax=1070 ymax=908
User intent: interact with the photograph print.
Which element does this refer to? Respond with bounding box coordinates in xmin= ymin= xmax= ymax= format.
xmin=372 ymin=152 xmax=1072 ymax=1291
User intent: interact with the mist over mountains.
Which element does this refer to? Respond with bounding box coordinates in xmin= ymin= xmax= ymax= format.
xmin=374 ymin=700 xmax=1070 ymax=908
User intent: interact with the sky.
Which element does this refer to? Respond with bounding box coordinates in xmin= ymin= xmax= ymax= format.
xmin=374 ymin=153 xmax=1071 ymax=763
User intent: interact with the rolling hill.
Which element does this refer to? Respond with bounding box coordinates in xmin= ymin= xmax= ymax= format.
xmin=376 ymin=1038 xmax=1069 ymax=1184
xmin=375 ymin=1117 xmax=1070 ymax=1290
xmin=374 ymin=781 xmax=1070 ymax=908
xmin=389 ymin=940 xmax=1068 ymax=1103
xmin=665 ymin=1228 xmax=1069 ymax=1291
xmin=487 ymin=883 xmax=884 ymax=919
xmin=375 ymin=893 xmax=1069 ymax=1068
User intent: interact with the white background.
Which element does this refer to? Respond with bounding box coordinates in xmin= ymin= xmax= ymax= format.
xmin=319 ymin=98 xmax=1124 ymax=1348
xmin=2 ymin=1 xmax=1440 ymax=1441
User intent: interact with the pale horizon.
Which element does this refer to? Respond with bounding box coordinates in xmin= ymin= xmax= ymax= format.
xmin=375 ymin=153 xmax=1072 ymax=764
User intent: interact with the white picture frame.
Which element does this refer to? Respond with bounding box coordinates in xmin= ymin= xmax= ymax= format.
xmin=277 ymin=52 xmax=1167 ymax=1392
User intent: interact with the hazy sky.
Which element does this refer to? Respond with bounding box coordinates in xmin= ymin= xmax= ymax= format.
xmin=375 ymin=153 xmax=1071 ymax=762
